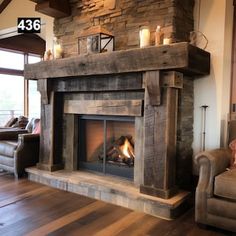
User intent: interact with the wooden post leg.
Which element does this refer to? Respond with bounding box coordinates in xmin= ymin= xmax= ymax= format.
xmin=140 ymin=71 xmax=182 ymax=199
xmin=37 ymin=79 xmax=64 ymax=171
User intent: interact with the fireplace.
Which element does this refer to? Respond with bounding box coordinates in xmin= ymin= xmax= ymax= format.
xmin=78 ymin=115 xmax=135 ymax=179
xmin=25 ymin=43 xmax=210 ymax=202
xmin=25 ymin=43 xmax=210 ymax=219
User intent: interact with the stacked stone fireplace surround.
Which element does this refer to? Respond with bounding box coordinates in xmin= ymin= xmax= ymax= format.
xmin=25 ymin=0 xmax=210 ymax=219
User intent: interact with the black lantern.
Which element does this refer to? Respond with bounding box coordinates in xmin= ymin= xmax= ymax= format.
xmin=78 ymin=26 xmax=114 ymax=54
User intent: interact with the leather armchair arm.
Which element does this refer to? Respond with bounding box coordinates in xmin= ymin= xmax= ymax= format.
xmin=18 ymin=133 xmax=40 ymax=142
xmin=0 ymin=129 xmax=28 ymax=140
xmin=14 ymin=133 xmax=40 ymax=177
xmin=195 ymin=148 xmax=231 ymax=223
xmin=195 ymin=148 xmax=231 ymax=196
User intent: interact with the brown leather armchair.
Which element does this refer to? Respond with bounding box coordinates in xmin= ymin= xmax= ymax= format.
xmin=195 ymin=120 xmax=236 ymax=232
xmin=0 ymin=128 xmax=39 ymax=178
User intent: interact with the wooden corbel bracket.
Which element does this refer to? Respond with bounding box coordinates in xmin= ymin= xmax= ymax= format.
xmin=37 ymin=79 xmax=52 ymax=105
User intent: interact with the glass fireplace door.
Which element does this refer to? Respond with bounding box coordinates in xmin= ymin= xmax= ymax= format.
xmin=78 ymin=115 xmax=135 ymax=179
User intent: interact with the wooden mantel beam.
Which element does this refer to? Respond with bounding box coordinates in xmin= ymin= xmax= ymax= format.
xmin=25 ymin=42 xmax=210 ymax=80
xmin=30 ymin=0 xmax=71 ymax=18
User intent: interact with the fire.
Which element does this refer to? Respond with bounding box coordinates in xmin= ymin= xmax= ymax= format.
xmin=100 ymin=135 xmax=135 ymax=167
xmin=120 ymin=138 xmax=135 ymax=159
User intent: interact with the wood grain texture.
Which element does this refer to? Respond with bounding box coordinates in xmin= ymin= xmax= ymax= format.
xmin=0 ymin=174 xmax=229 ymax=236
xmin=64 ymin=99 xmax=143 ymax=117
xmin=161 ymin=71 xmax=183 ymax=89
xmin=145 ymin=71 xmax=161 ymax=106
xmin=141 ymin=71 xmax=179 ymax=198
xmin=52 ymin=73 xmax=143 ymax=92
xmin=37 ymin=91 xmax=64 ymax=171
xmin=24 ymin=42 xmax=210 ymax=80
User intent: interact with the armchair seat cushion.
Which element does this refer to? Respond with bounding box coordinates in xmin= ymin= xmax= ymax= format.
xmin=0 ymin=141 xmax=18 ymax=157
xmin=214 ymin=169 xmax=236 ymax=200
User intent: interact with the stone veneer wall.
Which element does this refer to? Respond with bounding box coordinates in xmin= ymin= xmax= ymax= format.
xmin=54 ymin=0 xmax=194 ymax=57
xmin=54 ymin=0 xmax=195 ymax=189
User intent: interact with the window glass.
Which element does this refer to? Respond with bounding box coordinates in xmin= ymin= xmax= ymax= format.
xmin=0 ymin=50 xmax=24 ymax=70
xmin=0 ymin=74 xmax=24 ymax=126
xmin=28 ymin=80 xmax=40 ymax=119
xmin=28 ymin=55 xmax=41 ymax=64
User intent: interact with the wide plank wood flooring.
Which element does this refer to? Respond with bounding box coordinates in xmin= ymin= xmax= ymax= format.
xmin=0 ymin=172 xmax=234 ymax=236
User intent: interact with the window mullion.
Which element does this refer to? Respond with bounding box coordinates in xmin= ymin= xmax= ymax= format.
xmin=24 ymin=53 xmax=29 ymax=117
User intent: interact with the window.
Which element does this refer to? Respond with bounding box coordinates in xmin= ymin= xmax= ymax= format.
xmin=0 ymin=50 xmax=24 ymax=70
xmin=0 ymin=49 xmax=41 ymax=126
xmin=28 ymin=55 xmax=41 ymax=119
xmin=0 ymin=74 xmax=24 ymax=125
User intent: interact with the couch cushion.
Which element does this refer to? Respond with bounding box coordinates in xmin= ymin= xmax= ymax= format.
xmin=0 ymin=141 xmax=18 ymax=157
xmin=208 ymin=198 xmax=236 ymax=219
xmin=26 ymin=118 xmax=40 ymax=133
xmin=0 ymin=155 xmax=14 ymax=167
xmin=214 ymin=169 xmax=236 ymax=200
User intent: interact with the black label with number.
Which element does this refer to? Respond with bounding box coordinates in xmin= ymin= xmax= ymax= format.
xmin=17 ymin=18 xmax=41 ymax=33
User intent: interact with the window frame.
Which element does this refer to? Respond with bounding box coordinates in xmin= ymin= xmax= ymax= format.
xmin=0 ymin=47 xmax=41 ymax=117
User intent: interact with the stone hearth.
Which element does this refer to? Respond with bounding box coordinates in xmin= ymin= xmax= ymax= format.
xmin=26 ymin=167 xmax=190 ymax=220
xmin=25 ymin=42 xmax=210 ymax=218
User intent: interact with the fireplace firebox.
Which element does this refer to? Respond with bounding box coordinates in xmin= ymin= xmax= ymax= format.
xmin=78 ymin=115 xmax=135 ymax=179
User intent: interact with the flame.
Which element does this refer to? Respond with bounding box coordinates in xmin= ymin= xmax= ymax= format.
xmin=121 ymin=139 xmax=130 ymax=158
xmin=120 ymin=138 xmax=135 ymax=159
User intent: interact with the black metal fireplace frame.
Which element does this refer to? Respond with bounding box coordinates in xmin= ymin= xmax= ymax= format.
xmin=78 ymin=115 xmax=135 ymax=179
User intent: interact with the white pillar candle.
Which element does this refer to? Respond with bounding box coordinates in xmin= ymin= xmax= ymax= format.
xmin=163 ymin=38 xmax=172 ymax=45
xmin=54 ymin=44 xmax=63 ymax=59
xmin=139 ymin=26 xmax=150 ymax=48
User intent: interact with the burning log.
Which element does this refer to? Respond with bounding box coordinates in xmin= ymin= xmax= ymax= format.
xmin=98 ymin=135 xmax=135 ymax=167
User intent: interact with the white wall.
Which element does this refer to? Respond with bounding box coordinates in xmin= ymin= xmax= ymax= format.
xmin=0 ymin=0 xmax=54 ymax=50
xmin=193 ymin=0 xmax=234 ymax=157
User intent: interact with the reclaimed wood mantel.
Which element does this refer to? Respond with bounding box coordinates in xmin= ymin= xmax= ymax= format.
xmin=24 ymin=42 xmax=210 ymax=201
xmin=24 ymin=42 xmax=210 ymax=79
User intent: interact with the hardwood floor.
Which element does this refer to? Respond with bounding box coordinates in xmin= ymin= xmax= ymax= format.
xmin=0 ymin=172 xmax=234 ymax=236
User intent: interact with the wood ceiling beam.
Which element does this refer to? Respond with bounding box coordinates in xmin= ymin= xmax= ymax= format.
xmin=0 ymin=0 xmax=12 ymax=14
xmin=32 ymin=0 xmax=71 ymax=18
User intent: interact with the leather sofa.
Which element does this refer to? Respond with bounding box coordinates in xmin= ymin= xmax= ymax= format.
xmin=0 ymin=121 xmax=40 ymax=178
xmin=195 ymin=120 xmax=236 ymax=232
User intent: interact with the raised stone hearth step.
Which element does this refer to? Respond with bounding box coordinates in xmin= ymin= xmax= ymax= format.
xmin=26 ymin=167 xmax=191 ymax=220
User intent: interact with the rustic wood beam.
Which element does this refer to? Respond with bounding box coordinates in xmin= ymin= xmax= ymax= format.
xmin=145 ymin=71 xmax=161 ymax=106
xmin=34 ymin=0 xmax=71 ymax=18
xmin=64 ymin=100 xmax=143 ymax=117
xmin=37 ymin=79 xmax=52 ymax=104
xmin=24 ymin=42 xmax=210 ymax=80
xmin=161 ymin=71 xmax=183 ymax=89
xmin=0 ymin=0 xmax=12 ymax=14
xmin=140 ymin=70 xmax=180 ymax=199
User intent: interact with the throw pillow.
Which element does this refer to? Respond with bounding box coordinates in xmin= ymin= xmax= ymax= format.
xmin=32 ymin=121 xmax=40 ymax=134
xmin=25 ymin=118 xmax=34 ymax=133
xmin=11 ymin=116 xmax=28 ymax=129
xmin=4 ymin=117 xmax=17 ymax=127
xmin=229 ymin=139 xmax=236 ymax=169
